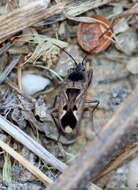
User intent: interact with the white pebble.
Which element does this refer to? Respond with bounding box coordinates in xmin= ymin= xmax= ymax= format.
xmin=115 ymin=31 xmax=137 ymax=55
xmin=127 ymin=57 xmax=138 ymax=74
xmin=127 ymin=157 xmax=138 ymax=190
xmin=113 ymin=18 xmax=129 ymax=34
xmin=113 ymin=6 xmax=123 ymax=15
xmin=22 ymin=74 xmax=50 ymax=95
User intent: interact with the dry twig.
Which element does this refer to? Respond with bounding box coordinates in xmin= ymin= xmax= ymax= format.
xmin=0 ymin=0 xmax=112 ymax=40
xmin=0 ymin=56 xmax=20 ymax=84
xmin=0 ymin=139 xmax=53 ymax=185
xmin=0 ymin=115 xmax=67 ymax=172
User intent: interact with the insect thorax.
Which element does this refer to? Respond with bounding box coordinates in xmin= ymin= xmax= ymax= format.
xmin=68 ymin=64 xmax=86 ymax=82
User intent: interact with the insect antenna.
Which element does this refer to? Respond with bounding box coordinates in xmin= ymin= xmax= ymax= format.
xmin=53 ymin=43 xmax=78 ymax=66
xmin=82 ymin=55 xmax=87 ymax=66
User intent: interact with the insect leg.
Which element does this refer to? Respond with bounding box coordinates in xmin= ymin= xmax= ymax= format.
xmin=86 ymin=100 xmax=99 ymax=112
xmin=51 ymin=113 xmax=61 ymax=142
xmin=84 ymin=100 xmax=99 ymax=137
xmin=84 ymin=100 xmax=99 ymax=111
xmin=52 ymin=95 xmax=59 ymax=109
xmin=48 ymin=95 xmax=59 ymax=114
xmin=87 ymin=69 xmax=93 ymax=87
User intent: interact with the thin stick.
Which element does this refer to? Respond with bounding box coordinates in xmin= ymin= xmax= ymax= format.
xmin=0 ymin=56 xmax=20 ymax=84
xmin=0 ymin=139 xmax=53 ymax=184
xmin=0 ymin=0 xmax=112 ymax=40
xmin=0 ymin=115 xmax=67 ymax=172
xmin=35 ymin=65 xmax=63 ymax=81
xmin=93 ymin=141 xmax=138 ymax=182
xmin=5 ymin=80 xmax=35 ymax=103
xmin=0 ymin=2 xmax=65 ymax=40
xmin=17 ymin=56 xmax=25 ymax=90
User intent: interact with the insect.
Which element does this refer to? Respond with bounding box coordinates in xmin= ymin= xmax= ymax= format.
xmin=50 ymin=45 xmax=99 ymax=141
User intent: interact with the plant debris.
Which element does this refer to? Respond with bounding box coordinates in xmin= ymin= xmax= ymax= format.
xmin=0 ymin=0 xmax=138 ymax=190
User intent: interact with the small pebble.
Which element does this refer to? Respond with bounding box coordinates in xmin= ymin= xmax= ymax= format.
xmin=58 ymin=22 xmax=66 ymax=36
xmin=95 ymin=110 xmax=105 ymax=119
xmin=22 ymin=74 xmax=50 ymax=95
xmin=127 ymin=157 xmax=138 ymax=190
xmin=115 ymin=31 xmax=137 ymax=55
xmin=113 ymin=18 xmax=129 ymax=34
xmin=0 ymin=134 xmax=7 ymax=142
xmin=127 ymin=57 xmax=138 ymax=74
xmin=113 ymin=6 xmax=123 ymax=15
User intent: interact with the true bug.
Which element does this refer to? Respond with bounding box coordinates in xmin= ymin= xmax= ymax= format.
xmin=50 ymin=45 xmax=99 ymax=141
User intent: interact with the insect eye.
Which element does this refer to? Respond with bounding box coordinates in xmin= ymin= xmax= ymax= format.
xmin=73 ymin=105 xmax=77 ymax=111
xmin=63 ymin=105 xmax=67 ymax=110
